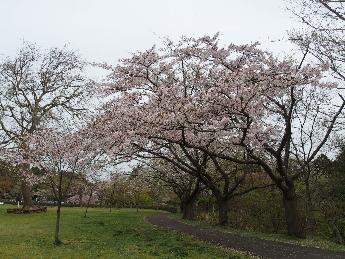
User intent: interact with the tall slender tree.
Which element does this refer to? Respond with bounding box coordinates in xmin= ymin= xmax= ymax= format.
xmin=22 ymin=129 xmax=103 ymax=245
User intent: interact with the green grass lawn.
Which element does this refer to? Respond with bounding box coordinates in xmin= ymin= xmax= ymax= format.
xmin=0 ymin=205 xmax=252 ymax=259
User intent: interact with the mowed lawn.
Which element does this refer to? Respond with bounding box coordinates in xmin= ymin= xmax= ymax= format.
xmin=0 ymin=205 xmax=250 ymax=259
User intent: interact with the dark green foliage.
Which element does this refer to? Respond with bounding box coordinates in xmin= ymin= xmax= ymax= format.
xmin=312 ymin=149 xmax=345 ymax=244
xmin=0 ymin=161 xmax=20 ymax=200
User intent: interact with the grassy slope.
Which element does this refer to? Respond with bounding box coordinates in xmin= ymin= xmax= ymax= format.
xmin=169 ymin=213 xmax=345 ymax=252
xmin=0 ymin=205 xmax=252 ymax=259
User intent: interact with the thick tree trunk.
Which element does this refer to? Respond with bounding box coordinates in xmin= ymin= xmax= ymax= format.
xmin=182 ymin=196 xmax=197 ymax=220
xmin=283 ymin=187 xmax=306 ymax=238
xmin=54 ymin=202 xmax=62 ymax=245
xmin=21 ymin=180 xmax=35 ymax=210
xmin=180 ymin=202 xmax=184 ymax=214
xmin=218 ymin=198 xmax=229 ymax=226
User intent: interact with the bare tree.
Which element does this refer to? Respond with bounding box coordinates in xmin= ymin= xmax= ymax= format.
xmin=288 ymin=0 xmax=345 ymax=86
xmin=0 ymin=42 xmax=92 ymax=211
xmin=287 ymin=0 xmax=345 ymax=232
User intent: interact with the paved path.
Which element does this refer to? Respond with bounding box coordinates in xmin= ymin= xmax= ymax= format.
xmin=146 ymin=213 xmax=345 ymax=259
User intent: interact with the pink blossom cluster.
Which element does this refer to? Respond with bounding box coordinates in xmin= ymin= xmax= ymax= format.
xmin=91 ymin=34 xmax=336 ymax=163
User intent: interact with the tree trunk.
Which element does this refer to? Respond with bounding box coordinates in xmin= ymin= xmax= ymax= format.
xmin=218 ymin=198 xmax=229 ymax=226
xmin=84 ymin=188 xmax=93 ymax=218
xmin=182 ymin=196 xmax=197 ymax=220
xmin=283 ymin=187 xmax=306 ymax=238
xmin=180 ymin=202 xmax=184 ymax=214
xmin=54 ymin=201 xmax=62 ymax=245
xmin=78 ymin=191 xmax=83 ymax=207
xmin=305 ymin=177 xmax=316 ymax=230
xmin=21 ymin=180 xmax=34 ymax=210
xmin=330 ymin=221 xmax=344 ymax=244
xmin=54 ymin=170 xmax=63 ymax=245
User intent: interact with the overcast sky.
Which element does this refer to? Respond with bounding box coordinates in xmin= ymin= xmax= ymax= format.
xmin=0 ymin=0 xmax=301 ymax=64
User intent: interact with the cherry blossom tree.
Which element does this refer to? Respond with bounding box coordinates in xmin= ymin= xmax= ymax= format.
xmin=136 ymin=142 xmax=273 ymax=225
xmin=0 ymin=42 xmax=93 ymax=211
xmin=94 ymin=34 xmax=343 ymax=237
xmin=83 ymin=178 xmax=104 ymax=218
xmin=141 ymin=158 xmax=205 ymax=220
xmin=22 ymin=129 xmax=103 ymax=245
xmin=90 ymin=100 xmax=271 ymax=225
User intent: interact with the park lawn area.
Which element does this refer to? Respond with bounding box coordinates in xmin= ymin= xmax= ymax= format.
xmin=0 ymin=205 xmax=251 ymax=259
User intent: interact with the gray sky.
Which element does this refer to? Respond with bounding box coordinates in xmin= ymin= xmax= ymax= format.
xmin=0 ymin=0 xmax=301 ymax=64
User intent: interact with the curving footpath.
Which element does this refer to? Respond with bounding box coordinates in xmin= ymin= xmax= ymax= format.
xmin=146 ymin=213 xmax=345 ymax=259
